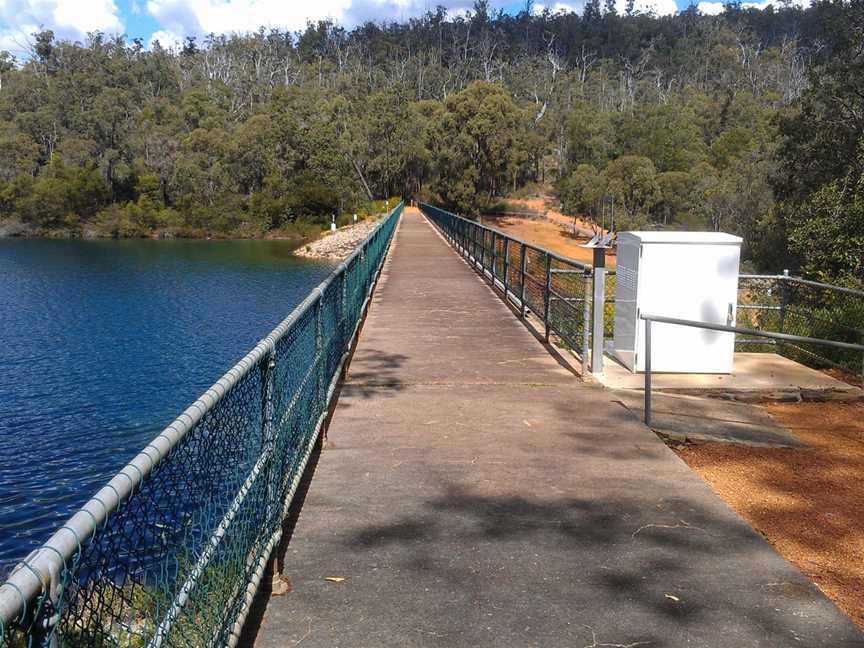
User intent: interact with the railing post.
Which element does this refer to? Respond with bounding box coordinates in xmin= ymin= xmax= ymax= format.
xmin=778 ymin=270 xmax=789 ymax=356
xmin=472 ymin=225 xmax=476 ymax=265
xmin=473 ymin=223 xmax=479 ymax=266
xmin=644 ymin=318 xmax=652 ymax=427
xmin=503 ymin=238 xmax=510 ymax=299
xmin=543 ymin=253 xmax=553 ymax=342
xmin=315 ymin=296 xmax=325 ymax=417
xmin=582 ymin=271 xmax=592 ymax=376
xmin=260 ymin=347 xmax=277 ymax=522
xmin=519 ymin=244 xmax=527 ymax=318
xmin=591 ymin=253 xmax=606 ymax=374
xmin=30 ymin=593 xmax=61 ymax=648
xmin=462 ymin=220 xmax=467 ymax=257
xmin=340 ymin=272 xmax=349 ymax=378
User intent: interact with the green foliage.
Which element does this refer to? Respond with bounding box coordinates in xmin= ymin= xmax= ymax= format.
xmin=772 ymin=0 xmax=864 ymax=285
xmin=566 ymin=102 xmax=615 ymax=170
xmin=617 ymin=103 xmax=708 ymax=172
xmin=432 ymin=82 xmax=525 ymax=214
xmin=603 ymin=155 xmax=659 ymax=228
xmin=656 ymin=171 xmax=696 ymax=225
xmin=560 ymin=164 xmax=604 ymax=217
xmin=0 ymin=2 xmax=854 ymax=282
xmin=785 ymin=177 xmax=864 ymax=286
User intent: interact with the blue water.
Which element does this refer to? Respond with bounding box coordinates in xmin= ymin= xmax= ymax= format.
xmin=0 ymin=239 xmax=333 ymax=567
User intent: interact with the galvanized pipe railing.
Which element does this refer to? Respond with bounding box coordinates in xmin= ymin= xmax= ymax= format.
xmin=640 ymin=313 xmax=864 ymax=427
xmin=420 ymin=203 xmax=596 ymax=373
xmin=0 ymin=202 xmax=404 ymax=647
xmin=737 ymin=273 xmax=864 ymax=375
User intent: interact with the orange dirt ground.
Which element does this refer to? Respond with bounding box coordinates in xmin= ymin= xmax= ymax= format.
xmin=673 ymin=401 xmax=864 ymax=629
xmin=481 ymin=196 xmax=616 ymax=268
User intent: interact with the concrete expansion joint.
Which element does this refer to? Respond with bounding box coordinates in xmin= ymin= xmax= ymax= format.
xmin=343 ymin=379 xmax=564 ymax=388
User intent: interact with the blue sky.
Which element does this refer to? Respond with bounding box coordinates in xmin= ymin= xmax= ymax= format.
xmin=0 ymin=0 xmax=800 ymax=56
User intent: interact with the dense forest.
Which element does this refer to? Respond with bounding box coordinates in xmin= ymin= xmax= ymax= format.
xmin=0 ymin=1 xmax=861 ymax=284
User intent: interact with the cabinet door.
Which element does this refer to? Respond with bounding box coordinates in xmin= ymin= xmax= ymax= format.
xmin=638 ymin=242 xmax=739 ymax=373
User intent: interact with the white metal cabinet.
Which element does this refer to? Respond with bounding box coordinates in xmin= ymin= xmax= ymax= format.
xmin=612 ymin=231 xmax=742 ymax=373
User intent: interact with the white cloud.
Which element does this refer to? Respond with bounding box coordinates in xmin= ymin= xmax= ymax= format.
xmin=697 ymin=0 xmax=810 ymax=14
xmin=697 ymin=1 xmax=724 ymax=14
xmin=533 ymin=2 xmax=582 ymax=13
xmin=743 ymin=0 xmax=810 ymax=9
xmin=0 ymin=0 xmax=123 ymax=54
xmin=615 ymin=0 xmax=678 ymax=15
xmin=144 ymin=1 xmax=534 ymax=41
xmin=146 ymin=0 xmax=353 ymax=37
xmin=147 ymin=28 xmax=184 ymax=50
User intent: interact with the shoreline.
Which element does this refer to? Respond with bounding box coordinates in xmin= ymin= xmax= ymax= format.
xmin=294 ymin=217 xmax=382 ymax=260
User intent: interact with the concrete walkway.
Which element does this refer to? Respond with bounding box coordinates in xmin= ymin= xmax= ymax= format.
xmin=251 ymin=209 xmax=863 ymax=648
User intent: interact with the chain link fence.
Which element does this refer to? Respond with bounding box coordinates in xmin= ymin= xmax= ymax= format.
xmin=737 ymin=275 xmax=864 ymax=378
xmin=420 ymin=204 xmax=864 ymax=383
xmin=0 ymin=202 xmax=403 ymax=648
xmin=420 ymin=203 xmax=593 ymax=365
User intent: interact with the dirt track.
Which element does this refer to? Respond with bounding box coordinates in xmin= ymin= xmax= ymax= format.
xmin=481 ymin=196 xmax=616 ymax=267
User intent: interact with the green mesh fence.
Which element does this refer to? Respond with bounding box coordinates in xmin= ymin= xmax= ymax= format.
xmin=420 ymin=203 xmax=592 ymax=358
xmin=737 ymin=275 xmax=864 ymax=377
xmin=0 ymin=202 xmax=403 ymax=648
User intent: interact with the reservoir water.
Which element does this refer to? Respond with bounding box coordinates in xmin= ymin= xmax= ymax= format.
xmin=0 ymin=239 xmax=333 ymax=568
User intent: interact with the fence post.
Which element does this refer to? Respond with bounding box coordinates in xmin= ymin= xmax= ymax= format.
xmin=30 ymin=592 xmax=61 ymax=648
xmin=473 ymin=223 xmax=479 ymax=267
xmin=582 ymin=272 xmax=592 ymax=376
xmin=471 ymin=224 xmax=477 ymax=267
xmin=503 ymin=238 xmax=510 ymax=299
xmin=340 ymin=272 xmax=349 ymax=379
xmin=777 ymin=270 xmax=790 ymax=358
xmin=591 ymin=252 xmax=606 ymax=374
xmin=543 ymin=253 xmax=553 ymax=342
xmin=644 ymin=318 xmax=652 ymax=427
xmin=482 ymin=231 xmax=488 ymax=273
xmin=260 ymin=347 xmax=277 ymax=517
xmin=256 ymin=345 xmax=279 ymax=614
xmin=315 ymin=295 xmax=325 ymax=419
xmin=519 ymin=244 xmax=527 ymax=318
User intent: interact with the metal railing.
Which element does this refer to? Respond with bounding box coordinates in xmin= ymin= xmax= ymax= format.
xmin=420 ymin=203 xmax=596 ymax=372
xmin=0 ymin=202 xmax=403 ymax=647
xmin=640 ymin=313 xmax=864 ymax=427
xmin=737 ymin=273 xmax=864 ymax=376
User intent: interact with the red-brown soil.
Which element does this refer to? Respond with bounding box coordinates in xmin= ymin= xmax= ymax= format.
xmin=674 ymin=401 xmax=864 ymax=629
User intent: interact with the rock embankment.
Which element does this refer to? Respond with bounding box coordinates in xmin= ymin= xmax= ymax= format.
xmin=295 ymin=218 xmax=381 ymax=260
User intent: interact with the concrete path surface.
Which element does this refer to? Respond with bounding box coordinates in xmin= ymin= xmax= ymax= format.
xmin=612 ymin=390 xmax=803 ymax=448
xmin=249 ymin=209 xmax=863 ymax=648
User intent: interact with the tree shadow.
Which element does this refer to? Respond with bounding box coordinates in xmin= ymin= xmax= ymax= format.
xmin=672 ymin=402 xmax=864 ymax=627
xmin=337 ymin=481 xmax=862 ymax=646
xmin=236 ymin=433 xmax=323 ymax=648
xmin=340 ymin=348 xmax=409 ymax=400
